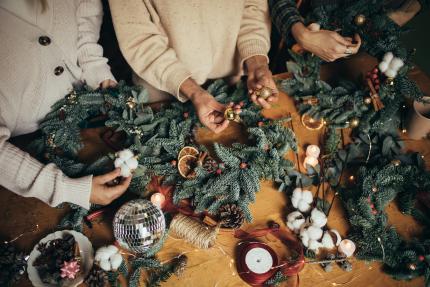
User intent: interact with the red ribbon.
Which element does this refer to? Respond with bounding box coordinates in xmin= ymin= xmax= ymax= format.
xmin=234 ymin=225 xmax=304 ymax=286
xmin=235 ymin=241 xmax=279 ymax=286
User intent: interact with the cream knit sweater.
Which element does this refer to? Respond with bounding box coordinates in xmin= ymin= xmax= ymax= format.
xmin=109 ymin=0 xmax=271 ymax=102
xmin=0 ymin=0 xmax=115 ymax=209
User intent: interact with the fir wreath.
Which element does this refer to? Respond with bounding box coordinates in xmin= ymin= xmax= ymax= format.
xmin=276 ymin=1 xmax=430 ymax=284
xmin=27 ymin=79 xmax=299 ymax=286
xmin=280 ymin=0 xmax=428 ymax=143
xmin=337 ymin=142 xmax=430 ymax=284
xmin=29 ymin=79 xmax=298 ymax=229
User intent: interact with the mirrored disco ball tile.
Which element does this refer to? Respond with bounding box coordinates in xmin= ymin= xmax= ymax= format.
xmin=113 ymin=199 xmax=166 ymax=254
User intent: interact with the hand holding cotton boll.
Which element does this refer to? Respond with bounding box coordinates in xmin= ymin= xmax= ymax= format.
xmin=378 ymin=52 xmax=404 ymax=79
xmin=114 ymin=149 xmax=139 ymax=177
xmin=310 ymin=208 xmax=327 ymax=228
xmin=286 ymin=211 xmax=306 ymax=233
xmin=95 ymin=245 xmax=123 ymax=272
xmin=291 ymin=188 xmax=314 ymax=212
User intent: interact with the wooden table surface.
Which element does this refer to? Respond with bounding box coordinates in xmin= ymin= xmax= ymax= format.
xmin=1 ymin=53 xmax=429 ymax=287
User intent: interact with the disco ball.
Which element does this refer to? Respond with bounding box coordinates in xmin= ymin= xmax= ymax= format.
xmin=113 ymin=199 xmax=166 ymax=254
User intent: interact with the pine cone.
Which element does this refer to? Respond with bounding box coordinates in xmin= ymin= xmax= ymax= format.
xmin=219 ymin=204 xmax=245 ymax=229
xmin=85 ymin=265 xmax=108 ymax=287
xmin=172 ymin=255 xmax=188 ymax=277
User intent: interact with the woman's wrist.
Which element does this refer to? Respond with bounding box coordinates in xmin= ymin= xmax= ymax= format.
xmin=291 ymin=22 xmax=309 ymax=47
xmin=245 ymin=55 xmax=269 ymax=73
xmin=180 ymin=78 xmax=205 ymax=103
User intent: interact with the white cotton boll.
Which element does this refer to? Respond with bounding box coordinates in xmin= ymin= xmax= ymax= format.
xmin=383 ymin=52 xmax=394 ymax=63
xmin=118 ymin=149 xmax=134 ymax=160
xmin=126 ymin=157 xmax=138 ymax=170
xmin=292 ymin=188 xmax=313 ymax=212
xmin=105 ymin=245 xmax=119 ymax=257
xmin=330 ymin=229 xmax=342 ymax=246
xmin=291 ymin=196 xmax=300 ymax=209
xmin=385 ymin=68 xmax=397 ymax=78
xmin=310 ymin=208 xmax=327 ymax=228
xmin=114 ymin=158 xmax=124 ymax=168
xmin=321 ymin=231 xmax=335 ymax=249
xmin=95 ymin=247 xmax=110 ymax=262
xmin=308 ymin=240 xmax=323 ymax=252
xmin=110 ymin=253 xmax=123 ymax=270
xmin=291 ymin=188 xmax=302 ymax=208
xmin=100 ymin=259 xmax=112 ymax=271
xmin=301 ymin=190 xmax=313 ymax=204
xmin=298 ymin=201 xmax=311 ymax=213
xmin=378 ymin=61 xmax=389 ymax=73
xmin=286 ymin=222 xmax=296 ymax=232
xmin=300 ymin=228 xmax=310 ymax=247
xmin=286 ymin=211 xmax=305 ymax=233
xmin=307 ymin=226 xmax=323 ymax=240
xmin=389 ymin=57 xmax=404 ymax=71
xmin=120 ymin=165 xmax=131 ymax=177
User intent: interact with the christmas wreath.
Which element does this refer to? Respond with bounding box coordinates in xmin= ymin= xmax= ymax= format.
xmin=280 ymin=0 xmax=426 ymax=144
xmin=276 ymin=1 xmax=430 ymax=284
xmin=339 ymin=158 xmax=430 ymax=283
xmin=30 ymin=80 xmax=299 ymax=230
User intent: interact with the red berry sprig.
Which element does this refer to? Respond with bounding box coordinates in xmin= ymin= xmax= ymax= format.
xmin=366 ymin=67 xmax=380 ymax=92
xmin=367 ymin=196 xmax=378 ymax=215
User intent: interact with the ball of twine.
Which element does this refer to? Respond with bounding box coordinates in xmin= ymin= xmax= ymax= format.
xmin=170 ymin=214 xmax=219 ymax=249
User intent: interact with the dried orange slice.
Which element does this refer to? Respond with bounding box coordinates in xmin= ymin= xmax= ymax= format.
xmin=301 ymin=113 xmax=325 ymax=131
xmin=178 ymin=155 xmax=198 ymax=179
xmin=178 ymin=146 xmax=199 ymax=160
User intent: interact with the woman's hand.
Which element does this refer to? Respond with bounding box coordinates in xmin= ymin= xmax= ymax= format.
xmin=292 ymin=22 xmax=362 ymax=62
xmin=90 ymin=168 xmax=131 ymax=205
xmin=100 ymin=79 xmax=117 ymax=89
xmin=388 ymin=0 xmax=421 ymax=27
xmin=180 ymin=78 xmax=229 ymax=134
xmin=245 ymin=56 xmax=279 ymax=109
xmin=192 ymin=91 xmax=230 ymax=133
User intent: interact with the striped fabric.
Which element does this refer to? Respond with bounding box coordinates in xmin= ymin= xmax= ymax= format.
xmin=269 ymin=0 xmax=303 ymax=39
xmin=270 ymin=0 xmax=425 ymax=44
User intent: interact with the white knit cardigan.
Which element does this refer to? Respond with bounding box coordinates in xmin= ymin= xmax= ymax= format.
xmin=0 ymin=0 xmax=115 ymax=209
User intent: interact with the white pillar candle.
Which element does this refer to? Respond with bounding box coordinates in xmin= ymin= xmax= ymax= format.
xmin=306 ymin=145 xmax=321 ymax=158
xmin=338 ymin=239 xmax=356 ymax=257
xmin=150 ymin=193 xmax=166 ymax=208
xmin=304 ymin=156 xmax=319 ymax=168
xmin=245 ymin=247 xmax=273 ymax=274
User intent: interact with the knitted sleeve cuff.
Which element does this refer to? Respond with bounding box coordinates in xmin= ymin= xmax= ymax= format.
xmin=162 ymin=62 xmax=193 ymax=103
xmin=238 ymin=39 xmax=270 ymax=66
xmin=61 ymin=175 xmax=93 ymax=210
xmin=82 ymin=63 xmax=116 ymax=90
